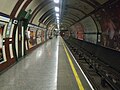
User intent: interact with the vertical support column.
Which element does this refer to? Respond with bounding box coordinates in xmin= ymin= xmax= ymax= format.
xmin=45 ymin=29 xmax=48 ymax=41
xmin=18 ymin=21 xmax=22 ymax=58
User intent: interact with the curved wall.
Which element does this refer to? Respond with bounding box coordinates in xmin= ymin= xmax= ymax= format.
xmin=93 ymin=1 xmax=120 ymax=51
xmin=0 ymin=14 xmax=47 ymax=72
xmin=68 ymin=0 xmax=120 ymax=52
xmin=80 ymin=16 xmax=98 ymax=43
xmin=70 ymin=16 xmax=98 ymax=44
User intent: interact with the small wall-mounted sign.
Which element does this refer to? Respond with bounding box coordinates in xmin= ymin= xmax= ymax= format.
xmin=13 ymin=20 xmax=18 ymax=24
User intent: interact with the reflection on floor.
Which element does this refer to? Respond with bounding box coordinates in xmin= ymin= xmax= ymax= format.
xmin=0 ymin=36 xmax=95 ymax=90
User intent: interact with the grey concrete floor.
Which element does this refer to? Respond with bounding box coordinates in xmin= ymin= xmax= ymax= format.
xmin=0 ymin=37 xmax=59 ymax=90
xmin=57 ymin=40 xmax=79 ymax=90
xmin=0 ymin=36 xmax=93 ymax=90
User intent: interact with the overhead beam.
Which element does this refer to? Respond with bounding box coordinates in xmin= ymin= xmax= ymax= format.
xmin=46 ymin=17 xmax=55 ymax=27
xmin=62 ymin=20 xmax=73 ymax=25
xmin=43 ymin=13 xmax=55 ymax=24
xmin=62 ymin=15 xmax=77 ymax=22
xmin=75 ymin=0 xmax=97 ymax=8
xmin=44 ymin=15 xmax=55 ymax=25
xmin=65 ymin=5 xmax=86 ymax=15
xmin=39 ymin=8 xmax=54 ymax=23
xmin=61 ymin=23 xmax=70 ymax=27
xmin=62 ymin=18 xmax=75 ymax=24
xmin=30 ymin=0 xmax=52 ymax=23
xmin=71 ymin=0 xmax=118 ymax=26
xmin=89 ymin=0 xmax=101 ymax=6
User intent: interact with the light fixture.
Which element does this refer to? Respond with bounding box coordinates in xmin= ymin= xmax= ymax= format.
xmin=56 ymin=13 xmax=59 ymax=17
xmin=55 ymin=7 xmax=59 ymax=12
xmin=54 ymin=0 xmax=59 ymax=3
xmin=56 ymin=16 xmax=59 ymax=19
xmin=54 ymin=0 xmax=60 ymax=30
xmin=57 ymin=19 xmax=59 ymax=23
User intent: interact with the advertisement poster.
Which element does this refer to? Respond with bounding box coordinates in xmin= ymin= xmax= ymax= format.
xmin=94 ymin=1 xmax=120 ymax=51
xmin=36 ymin=30 xmax=41 ymax=44
xmin=28 ymin=27 xmax=36 ymax=48
xmin=41 ymin=31 xmax=45 ymax=42
xmin=71 ymin=23 xmax=84 ymax=40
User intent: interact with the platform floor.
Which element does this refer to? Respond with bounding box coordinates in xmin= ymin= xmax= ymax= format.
xmin=0 ymin=36 xmax=93 ymax=90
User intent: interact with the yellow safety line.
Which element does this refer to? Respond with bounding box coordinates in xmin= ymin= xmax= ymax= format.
xmin=62 ymin=39 xmax=84 ymax=90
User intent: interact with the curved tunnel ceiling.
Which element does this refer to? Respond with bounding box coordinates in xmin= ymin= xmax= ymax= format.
xmin=43 ymin=13 xmax=55 ymax=24
xmin=39 ymin=8 xmax=54 ymax=23
xmin=0 ymin=0 xmax=110 ymax=31
xmin=59 ymin=0 xmax=109 ymax=29
xmin=26 ymin=0 xmax=109 ymax=30
xmin=44 ymin=15 xmax=55 ymax=25
xmin=29 ymin=0 xmax=53 ymax=23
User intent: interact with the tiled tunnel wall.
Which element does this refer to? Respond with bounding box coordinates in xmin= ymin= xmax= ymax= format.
xmin=0 ymin=0 xmax=120 ymax=72
xmin=64 ymin=0 xmax=120 ymax=52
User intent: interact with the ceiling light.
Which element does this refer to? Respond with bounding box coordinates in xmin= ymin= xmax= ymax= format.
xmin=56 ymin=17 xmax=59 ymax=19
xmin=56 ymin=13 xmax=59 ymax=17
xmin=54 ymin=0 xmax=59 ymax=3
xmin=57 ymin=19 xmax=59 ymax=22
xmin=57 ymin=19 xmax=59 ymax=21
xmin=55 ymin=7 xmax=59 ymax=12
